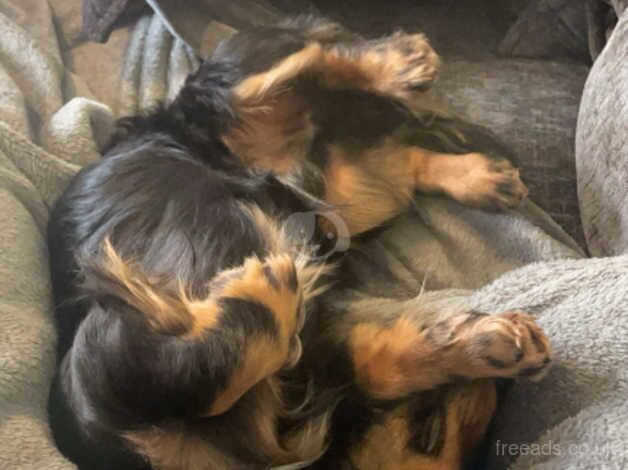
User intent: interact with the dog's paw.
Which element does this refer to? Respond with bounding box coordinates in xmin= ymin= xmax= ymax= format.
xmin=369 ymin=32 xmax=440 ymax=96
xmin=466 ymin=311 xmax=552 ymax=382
xmin=447 ymin=153 xmax=528 ymax=210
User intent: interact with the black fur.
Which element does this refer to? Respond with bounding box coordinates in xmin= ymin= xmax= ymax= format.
xmin=47 ymin=16 xmax=520 ymax=470
xmin=47 ymin=50 xmax=322 ymax=468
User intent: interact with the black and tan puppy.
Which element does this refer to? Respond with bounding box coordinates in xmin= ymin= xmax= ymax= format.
xmin=47 ymin=17 xmax=550 ymax=470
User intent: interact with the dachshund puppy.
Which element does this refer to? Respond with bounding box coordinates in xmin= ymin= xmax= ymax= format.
xmin=47 ymin=16 xmax=549 ymax=470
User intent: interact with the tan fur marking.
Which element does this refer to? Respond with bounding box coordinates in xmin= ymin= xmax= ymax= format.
xmin=223 ymin=92 xmax=314 ymax=174
xmin=99 ymin=238 xmax=220 ymax=336
xmin=180 ymin=293 xmax=223 ymax=338
xmin=323 ymin=145 xmax=528 ymax=236
xmin=206 ymin=254 xmax=302 ymax=416
xmin=99 ymin=238 xmax=300 ymax=340
xmin=455 ymin=381 xmax=497 ymax=456
xmin=125 ymin=424 xmax=238 ymax=470
xmin=239 ymin=203 xmax=335 ymax=301
xmin=316 ymin=52 xmax=374 ymax=92
xmin=225 ymin=36 xmax=439 ymax=176
xmin=241 ymin=378 xmax=330 ymax=465
xmin=323 ymin=144 xmax=525 ymax=236
xmin=350 ymin=310 xmax=551 ymax=400
xmin=226 ymin=44 xmax=331 ymax=174
xmin=219 ymin=254 xmax=300 ymax=341
xmin=322 ymin=33 xmax=440 ymax=99
xmin=233 ymin=33 xmax=439 ymax=105
xmin=208 ymin=337 xmax=287 ymax=416
xmin=239 ymin=203 xmax=285 ymax=254
xmin=234 ymin=43 xmax=324 ymax=105
xmin=349 ymin=381 xmax=496 ymax=470
xmin=358 ymin=34 xmax=440 ymax=98
xmin=201 ymin=206 xmax=336 ymax=416
xmin=411 ymin=150 xmax=528 ymax=209
xmin=350 ymin=317 xmax=432 ymax=399
xmin=322 ymin=144 xmax=416 ymax=235
xmin=126 ymin=378 xmax=331 ymax=469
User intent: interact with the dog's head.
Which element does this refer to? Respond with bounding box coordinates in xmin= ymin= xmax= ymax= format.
xmin=55 ymin=16 xmax=373 ymax=467
xmin=58 ymin=145 xmax=333 ymax=466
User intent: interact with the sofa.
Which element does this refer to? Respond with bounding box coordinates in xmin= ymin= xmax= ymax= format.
xmin=0 ymin=0 xmax=625 ymax=468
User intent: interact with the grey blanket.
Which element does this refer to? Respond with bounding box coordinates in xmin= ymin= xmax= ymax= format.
xmin=348 ymin=203 xmax=627 ymax=469
xmin=0 ymin=1 xmax=626 ymax=469
xmin=576 ymin=11 xmax=628 ymax=257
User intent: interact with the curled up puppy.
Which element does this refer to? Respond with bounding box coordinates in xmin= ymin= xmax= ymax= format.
xmin=47 ymin=16 xmax=550 ymax=470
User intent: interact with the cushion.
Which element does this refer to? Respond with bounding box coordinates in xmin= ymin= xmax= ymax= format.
xmin=576 ymin=10 xmax=628 ymax=256
xmin=434 ymin=58 xmax=590 ymax=246
xmin=498 ymin=0 xmax=590 ymax=63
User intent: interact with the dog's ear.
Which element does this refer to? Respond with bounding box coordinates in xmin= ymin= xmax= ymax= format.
xmin=202 ymin=253 xmax=303 ymax=416
xmin=221 ymin=46 xmax=323 ymax=175
xmin=232 ymin=43 xmax=324 ymax=108
xmin=75 ymin=237 xmax=306 ymax=423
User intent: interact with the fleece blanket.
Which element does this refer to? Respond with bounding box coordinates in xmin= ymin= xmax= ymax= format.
xmin=0 ymin=1 xmax=626 ymax=469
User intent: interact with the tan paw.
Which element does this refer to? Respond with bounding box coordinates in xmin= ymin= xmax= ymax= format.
xmin=465 ymin=311 xmax=552 ymax=382
xmin=369 ymin=32 xmax=440 ymax=96
xmin=447 ymin=153 xmax=528 ymax=210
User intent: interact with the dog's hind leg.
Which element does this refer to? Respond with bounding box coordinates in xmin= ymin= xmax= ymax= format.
xmin=317 ymin=295 xmax=549 ymax=468
xmin=320 ymin=32 xmax=441 ymax=99
xmin=408 ymin=148 xmax=529 ymax=211
xmin=223 ymin=35 xmax=439 ymax=178
xmin=347 ymin=381 xmax=497 ymax=470
xmin=324 ymin=299 xmax=551 ymax=400
xmin=320 ymin=142 xmax=528 ymax=235
xmin=224 ymin=33 xmax=525 ymax=230
xmin=231 ymin=31 xmax=440 ymax=107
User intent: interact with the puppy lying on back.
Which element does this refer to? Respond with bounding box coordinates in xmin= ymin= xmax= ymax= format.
xmin=48 ymin=16 xmax=551 ymax=470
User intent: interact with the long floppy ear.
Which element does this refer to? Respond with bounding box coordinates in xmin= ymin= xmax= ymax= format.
xmin=222 ymin=44 xmax=324 ymax=174
xmin=77 ymin=235 xmax=331 ymax=421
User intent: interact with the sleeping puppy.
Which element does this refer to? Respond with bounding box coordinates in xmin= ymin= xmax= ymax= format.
xmin=47 ymin=16 xmax=551 ymax=470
